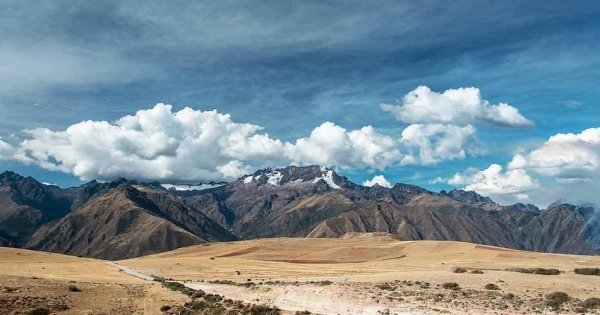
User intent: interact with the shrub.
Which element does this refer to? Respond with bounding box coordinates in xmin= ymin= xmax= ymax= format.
xmin=503 ymin=293 xmax=515 ymax=300
xmin=574 ymin=268 xmax=600 ymax=276
xmin=545 ymin=291 xmax=569 ymax=310
xmin=68 ymin=285 xmax=81 ymax=292
xmin=505 ymin=267 xmax=560 ymax=275
xmin=581 ymin=297 xmax=600 ymax=309
xmin=470 ymin=269 xmax=484 ymax=274
xmin=247 ymin=304 xmax=281 ymax=314
xmin=484 ymin=283 xmax=500 ymax=290
xmin=27 ymin=308 xmax=50 ymax=315
xmin=441 ymin=282 xmax=460 ymax=290
xmin=453 ymin=267 xmax=467 ymax=273
xmin=375 ymin=283 xmax=396 ymax=291
xmin=160 ymin=305 xmax=171 ymax=312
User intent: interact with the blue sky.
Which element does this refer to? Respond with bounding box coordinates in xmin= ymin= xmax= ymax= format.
xmin=0 ymin=1 xmax=599 ymax=207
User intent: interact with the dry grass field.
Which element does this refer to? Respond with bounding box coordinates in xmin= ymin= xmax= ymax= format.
xmin=121 ymin=235 xmax=600 ymax=314
xmin=0 ymin=247 xmax=186 ymax=314
xmin=2 ymin=236 xmax=600 ymax=314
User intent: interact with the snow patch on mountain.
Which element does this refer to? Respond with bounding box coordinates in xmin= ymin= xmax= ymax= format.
xmin=266 ymin=171 xmax=283 ymax=186
xmin=312 ymin=167 xmax=341 ymax=189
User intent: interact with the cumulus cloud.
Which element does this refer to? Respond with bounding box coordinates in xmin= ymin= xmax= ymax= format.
xmin=0 ymin=138 xmax=16 ymax=160
xmin=14 ymin=104 xmax=283 ymax=182
xmin=381 ymin=86 xmax=532 ymax=127
xmin=362 ymin=175 xmax=392 ymax=188
xmin=400 ymin=124 xmax=476 ymax=165
xmin=2 ymin=104 xmax=428 ymax=182
xmin=284 ymin=122 xmax=402 ymax=169
xmin=445 ymin=127 xmax=600 ymax=207
xmin=0 ymin=102 xmax=486 ymax=183
xmin=509 ymin=127 xmax=600 ymax=181
xmin=448 ymin=164 xmax=537 ymax=201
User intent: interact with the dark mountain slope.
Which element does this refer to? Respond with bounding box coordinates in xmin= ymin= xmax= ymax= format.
xmin=0 ymin=172 xmax=73 ymax=245
xmin=519 ymin=203 xmax=597 ymax=255
xmin=306 ymin=195 xmax=531 ymax=250
xmin=26 ymin=184 xmax=236 ymax=259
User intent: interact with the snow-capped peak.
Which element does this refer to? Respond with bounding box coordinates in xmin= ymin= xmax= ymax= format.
xmin=241 ymin=165 xmax=343 ymax=189
xmin=312 ymin=167 xmax=341 ymax=189
xmin=242 ymin=169 xmax=283 ymax=186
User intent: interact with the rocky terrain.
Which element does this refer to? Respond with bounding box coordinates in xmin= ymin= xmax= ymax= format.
xmin=0 ymin=166 xmax=598 ymax=259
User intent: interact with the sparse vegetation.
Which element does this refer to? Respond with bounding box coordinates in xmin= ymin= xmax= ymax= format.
xmin=441 ymin=282 xmax=460 ymax=290
xmin=484 ymin=283 xmax=500 ymax=290
xmin=67 ymin=285 xmax=81 ymax=292
xmin=470 ymin=269 xmax=484 ymax=274
xmin=580 ymin=297 xmax=600 ymax=310
xmin=453 ymin=267 xmax=467 ymax=273
xmin=505 ymin=267 xmax=560 ymax=275
xmin=574 ymin=268 xmax=600 ymax=276
xmin=503 ymin=292 xmax=515 ymax=300
xmin=545 ymin=291 xmax=569 ymax=310
xmin=375 ymin=283 xmax=396 ymax=291
xmin=159 ymin=279 xmax=281 ymax=314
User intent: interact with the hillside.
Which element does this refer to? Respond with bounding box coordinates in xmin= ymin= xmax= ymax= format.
xmin=26 ymin=184 xmax=236 ymax=259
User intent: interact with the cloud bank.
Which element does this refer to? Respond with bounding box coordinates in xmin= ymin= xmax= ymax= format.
xmin=1 ymin=104 xmax=409 ymax=182
xmin=0 ymin=85 xmax=531 ymax=183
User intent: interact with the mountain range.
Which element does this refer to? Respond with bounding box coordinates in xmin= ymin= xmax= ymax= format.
xmin=0 ymin=166 xmax=598 ymax=259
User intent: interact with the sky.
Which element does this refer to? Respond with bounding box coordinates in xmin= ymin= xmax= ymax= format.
xmin=0 ymin=1 xmax=599 ymax=207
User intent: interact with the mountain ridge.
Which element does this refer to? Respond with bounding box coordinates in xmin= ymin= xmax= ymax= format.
xmin=0 ymin=167 xmax=598 ymax=258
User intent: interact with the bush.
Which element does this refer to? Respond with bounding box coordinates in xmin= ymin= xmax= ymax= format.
xmin=160 ymin=305 xmax=171 ymax=312
xmin=470 ymin=269 xmax=484 ymax=274
xmin=484 ymin=283 xmax=500 ymax=290
xmin=27 ymin=308 xmax=50 ymax=315
xmin=574 ymin=268 xmax=600 ymax=276
xmin=505 ymin=267 xmax=560 ymax=275
xmin=68 ymin=285 xmax=81 ymax=292
xmin=503 ymin=293 xmax=515 ymax=300
xmin=453 ymin=267 xmax=467 ymax=273
xmin=581 ymin=297 xmax=600 ymax=309
xmin=375 ymin=283 xmax=396 ymax=291
xmin=441 ymin=282 xmax=460 ymax=290
xmin=545 ymin=291 xmax=569 ymax=310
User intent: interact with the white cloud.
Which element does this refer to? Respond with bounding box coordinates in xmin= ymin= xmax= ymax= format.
xmin=400 ymin=124 xmax=476 ymax=165
xmin=0 ymin=102 xmax=484 ymax=183
xmin=14 ymin=104 xmax=278 ymax=182
xmin=381 ymin=86 xmax=532 ymax=127
xmin=446 ymin=127 xmax=600 ymax=207
xmin=284 ymin=122 xmax=402 ymax=169
xmin=448 ymin=164 xmax=537 ymax=201
xmin=0 ymin=104 xmax=416 ymax=182
xmin=0 ymin=138 xmax=16 ymax=160
xmin=509 ymin=128 xmax=600 ymax=181
xmin=362 ymin=175 xmax=392 ymax=188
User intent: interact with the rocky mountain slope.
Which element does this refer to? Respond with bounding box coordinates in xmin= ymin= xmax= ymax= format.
xmin=0 ymin=167 xmax=598 ymax=258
